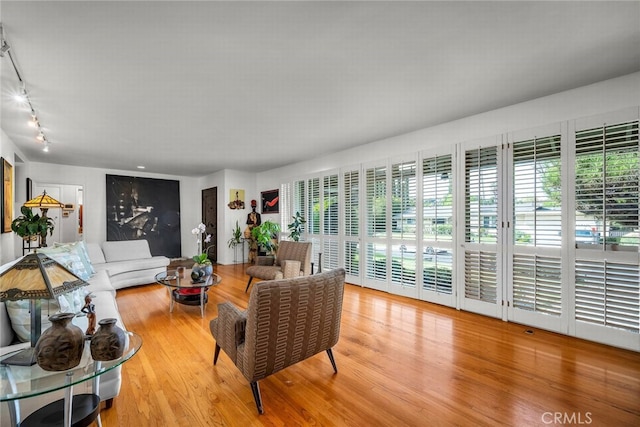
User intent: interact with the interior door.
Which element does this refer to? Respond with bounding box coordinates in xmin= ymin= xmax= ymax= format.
xmin=202 ymin=187 xmax=217 ymax=263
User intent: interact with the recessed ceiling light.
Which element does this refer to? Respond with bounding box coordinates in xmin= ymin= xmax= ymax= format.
xmin=137 ymin=166 xmax=145 ymax=169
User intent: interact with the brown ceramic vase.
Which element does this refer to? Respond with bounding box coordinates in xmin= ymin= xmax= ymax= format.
xmin=35 ymin=312 xmax=84 ymax=371
xmin=90 ymin=318 xmax=126 ymax=361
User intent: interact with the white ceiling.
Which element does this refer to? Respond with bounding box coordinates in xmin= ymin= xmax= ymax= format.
xmin=1 ymin=1 xmax=639 ymax=177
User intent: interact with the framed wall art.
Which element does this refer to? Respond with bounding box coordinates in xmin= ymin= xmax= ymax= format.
xmin=228 ymin=189 xmax=245 ymax=210
xmin=106 ymin=174 xmax=181 ymax=257
xmin=2 ymin=158 xmax=13 ymax=233
xmin=261 ymin=189 xmax=279 ymax=214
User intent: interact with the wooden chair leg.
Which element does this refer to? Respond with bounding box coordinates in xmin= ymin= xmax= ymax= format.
xmin=244 ymin=277 xmax=253 ymax=293
xmin=250 ymin=381 xmax=264 ymax=414
xmin=326 ymin=348 xmax=337 ymax=373
xmin=213 ymin=344 xmax=221 ymax=365
xmin=105 ymin=398 xmax=114 ymax=409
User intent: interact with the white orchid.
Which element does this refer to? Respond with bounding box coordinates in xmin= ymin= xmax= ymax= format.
xmin=192 ymin=223 xmax=213 ymax=265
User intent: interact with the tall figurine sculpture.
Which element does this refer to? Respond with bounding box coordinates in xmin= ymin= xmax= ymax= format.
xmin=245 ymin=200 xmax=262 ymax=264
xmin=81 ymin=294 xmax=97 ymax=336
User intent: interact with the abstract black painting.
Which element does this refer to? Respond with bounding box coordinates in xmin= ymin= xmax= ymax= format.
xmin=106 ymin=174 xmax=181 ymax=257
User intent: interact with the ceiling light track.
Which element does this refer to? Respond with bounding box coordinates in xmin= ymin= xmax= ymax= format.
xmin=0 ymin=23 xmax=52 ymax=153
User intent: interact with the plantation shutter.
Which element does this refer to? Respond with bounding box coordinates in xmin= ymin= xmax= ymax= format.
xmin=576 ymin=260 xmax=639 ymax=333
xmin=343 ymin=169 xmax=360 ymax=277
xmin=307 ymin=177 xmax=320 ymax=235
xmin=422 ymin=154 xmax=453 ymax=295
xmin=464 ymin=146 xmax=498 ymax=305
xmin=366 ymin=166 xmax=387 ymax=238
xmin=513 ymin=135 xmax=562 ymax=247
xmin=391 ymin=161 xmax=417 ymax=240
xmin=575 ymin=121 xmax=639 ymax=250
xmin=322 ymin=174 xmax=339 ymax=271
xmin=280 ymin=183 xmax=291 ymax=233
xmin=293 ymin=180 xmax=306 ymax=230
xmin=574 ymin=118 xmax=639 ymax=345
xmin=365 ymin=165 xmax=387 ymax=285
xmin=511 ymin=134 xmax=563 ymax=320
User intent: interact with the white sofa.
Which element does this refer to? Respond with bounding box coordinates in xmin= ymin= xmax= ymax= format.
xmin=0 ymin=239 xmax=169 ymax=425
xmin=86 ymin=240 xmax=170 ymax=290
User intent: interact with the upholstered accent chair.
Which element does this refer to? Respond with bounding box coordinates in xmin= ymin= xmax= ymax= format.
xmin=210 ymin=268 xmax=345 ymax=414
xmin=244 ymin=240 xmax=312 ymax=293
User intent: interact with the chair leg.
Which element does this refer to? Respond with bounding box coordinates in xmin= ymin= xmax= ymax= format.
xmin=244 ymin=276 xmax=253 ymax=293
xmin=213 ymin=344 xmax=220 ymax=365
xmin=326 ymin=348 xmax=338 ymax=373
xmin=250 ymin=381 xmax=264 ymax=414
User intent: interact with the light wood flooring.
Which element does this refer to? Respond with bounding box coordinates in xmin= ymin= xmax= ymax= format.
xmin=99 ymin=263 xmax=640 ymax=426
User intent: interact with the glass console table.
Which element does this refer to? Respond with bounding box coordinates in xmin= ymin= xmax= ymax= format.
xmin=1 ymin=331 xmax=142 ymax=427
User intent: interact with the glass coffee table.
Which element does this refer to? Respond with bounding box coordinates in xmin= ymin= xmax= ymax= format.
xmin=155 ymin=269 xmax=221 ymax=318
xmin=1 ymin=331 xmax=142 ymax=427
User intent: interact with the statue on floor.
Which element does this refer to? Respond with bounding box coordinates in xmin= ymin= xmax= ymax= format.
xmin=246 ymin=200 xmax=262 ymax=263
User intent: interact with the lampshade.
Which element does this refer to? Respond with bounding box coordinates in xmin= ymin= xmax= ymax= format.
xmin=0 ymin=253 xmax=88 ymax=302
xmin=0 ymin=253 xmax=89 ymax=366
xmin=23 ymin=191 xmax=64 ymax=210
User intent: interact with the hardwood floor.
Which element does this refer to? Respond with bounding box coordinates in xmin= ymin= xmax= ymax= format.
xmin=100 ymin=263 xmax=640 ymax=426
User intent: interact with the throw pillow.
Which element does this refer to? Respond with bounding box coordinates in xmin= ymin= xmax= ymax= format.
xmin=53 ymin=241 xmax=96 ymax=276
xmin=5 ymin=299 xmax=60 ymax=343
xmin=38 ymin=246 xmax=91 ymax=281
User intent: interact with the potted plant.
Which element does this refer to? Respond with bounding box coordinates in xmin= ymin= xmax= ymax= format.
xmin=287 ymin=211 xmax=306 ymax=241
xmin=251 ymin=220 xmax=281 ymax=255
xmin=11 ymin=206 xmax=55 ymax=244
xmin=227 ymin=220 xmax=243 ymax=248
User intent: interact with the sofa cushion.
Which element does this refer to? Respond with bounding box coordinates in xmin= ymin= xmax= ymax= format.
xmin=85 ymin=270 xmax=116 ymax=296
xmin=102 ymin=240 xmax=151 ymax=262
xmin=104 ymin=257 xmax=170 ymax=277
xmin=85 ymin=242 xmax=106 ymax=265
xmin=38 ymin=246 xmax=92 ymax=281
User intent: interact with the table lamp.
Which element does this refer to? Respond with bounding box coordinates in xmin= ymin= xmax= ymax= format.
xmin=0 ymin=253 xmax=89 ymax=366
xmin=23 ymin=190 xmax=64 ymax=248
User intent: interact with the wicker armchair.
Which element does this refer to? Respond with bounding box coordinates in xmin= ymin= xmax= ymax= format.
xmin=210 ymin=268 xmax=345 ymax=414
xmin=244 ymin=240 xmax=312 ymax=292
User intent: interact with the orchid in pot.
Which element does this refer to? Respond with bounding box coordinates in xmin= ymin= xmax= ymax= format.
xmin=192 ymin=223 xmax=214 ymax=277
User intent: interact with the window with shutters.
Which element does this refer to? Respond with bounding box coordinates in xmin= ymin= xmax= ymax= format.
xmin=575 ymin=121 xmax=639 ymax=250
xmin=513 ymin=135 xmax=562 ymax=247
xmin=575 ymin=260 xmax=639 ymax=333
xmin=293 ymin=180 xmax=306 ymax=229
xmin=464 ymin=251 xmax=497 ymax=303
xmin=422 ymin=154 xmax=453 ymax=294
xmin=465 ymin=147 xmax=498 ymax=244
xmin=323 ymin=175 xmax=339 ymax=236
xmin=344 ymin=170 xmax=359 ymax=237
xmin=366 ymin=166 xmax=387 ymax=238
xmin=343 ymin=169 xmax=360 ymax=277
xmin=391 ymin=161 xmax=417 ymax=239
xmin=512 ymin=255 xmax=562 ymax=315
xmin=307 ymin=177 xmax=320 ymax=235
xmin=280 ymin=183 xmax=291 ymax=232
xmin=464 ymin=146 xmax=498 ymax=304
xmin=511 ymin=134 xmax=563 ymax=317
xmin=366 ymin=242 xmax=386 ymax=281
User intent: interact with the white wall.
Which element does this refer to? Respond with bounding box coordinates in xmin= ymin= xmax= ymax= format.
xmin=257 ymin=72 xmax=640 ymax=186
xmin=27 ymin=162 xmax=201 ymax=260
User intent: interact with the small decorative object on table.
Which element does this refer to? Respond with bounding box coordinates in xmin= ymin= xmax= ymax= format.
xmin=90 ymin=318 xmax=126 ymax=361
xmin=192 ymin=222 xmax=214 ymax=276
xmin=35 ymin=312 xmax=84 ymax=371
xmin=81 ymin=294 xmax=97 ymax=336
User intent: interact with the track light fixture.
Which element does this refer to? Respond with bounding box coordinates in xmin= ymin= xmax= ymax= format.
xmin=1 ymin=22 xmax=52 ymax=153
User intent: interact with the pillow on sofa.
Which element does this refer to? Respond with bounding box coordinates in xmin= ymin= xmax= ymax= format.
xmin=5 ymin=289 xmax=87 ymax=343
xmin=54 ymin=241 xmax=96 ymax=275
xmin=38 ymin=245 xmax=92 ymax=281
